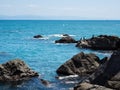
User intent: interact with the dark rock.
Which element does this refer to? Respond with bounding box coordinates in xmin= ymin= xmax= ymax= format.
xmin=0 ymin=59 xmax=39 ymax=82
xmin=74 ymin=82 xmax=113 ymax=90
xmin=33 ymin=35 xmax=43 ymax=38
xmin=62 ymin=34 xmax=69 ymax=37
xmin=76 ymin=35 xmax=120 ymax=50
xmin=56 ymin=52 xmax=104 ymax=76
xmin=87 ymin=51 xmax=120 ymax=89
xmin=116 ymin=39 xmax=120 ymax=49
xmin=55 ymin=35 xmax=77 ymax=43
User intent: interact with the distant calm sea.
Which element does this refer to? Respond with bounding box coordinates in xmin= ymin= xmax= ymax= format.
xmin=0 ymin=20 xmax=120 ymax=90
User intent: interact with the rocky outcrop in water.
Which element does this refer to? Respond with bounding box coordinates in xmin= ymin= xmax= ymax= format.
xmin=90 ymin=50 xmax=120 ymax=89
xmin=55 ymin=35 xmax=77 ymax=43
xmin=76 ymin=35 xmax=120 ymax=50
xmin=33 ymin=35 xmax=43 ymax=38
xmin=0 ymin=59 xmax=39 ymax=82
xmin=56 ymin=52 xmax=106 ymax=76
xmin=75 ymin=50 xmax=120 ymax=90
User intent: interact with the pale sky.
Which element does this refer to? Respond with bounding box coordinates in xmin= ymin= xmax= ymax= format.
xmin=0 ymin=0 xmax=120 ymax=20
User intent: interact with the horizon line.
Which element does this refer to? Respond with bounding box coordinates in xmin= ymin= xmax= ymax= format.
xmin=0 ymin=19 xmax=120 ymax=21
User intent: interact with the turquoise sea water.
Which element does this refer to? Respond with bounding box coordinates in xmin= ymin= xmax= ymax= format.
xmin=0 ymin=20 xmax=120 ymax=90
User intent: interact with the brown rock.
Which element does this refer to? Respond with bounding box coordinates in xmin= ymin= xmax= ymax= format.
xmin=55 ymin=35 xmax=77 ymax=43
xmin=0 ymin=59 xmax=39 ymax=82
xmin=56 ymin=52 xmax=104 ymax=76
xmin=74 ymin=82 xmax=113 ymax=90
xmin=87 ymin=51 xmax=120 ymax=89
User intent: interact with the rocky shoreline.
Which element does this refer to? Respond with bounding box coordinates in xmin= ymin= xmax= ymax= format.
xmin=74 ymin=50 xmax=120 ymax=90
xmin=56 ymin=51 xmax=120 ymax=90
xmin=54 ymin=34 xmax=120 ymax=90
xmin=0 ymin=34 xmax=120 ymax=89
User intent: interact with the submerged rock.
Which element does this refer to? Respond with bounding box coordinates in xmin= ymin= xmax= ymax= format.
xmin=55 ymin=35 xmax=77 ymax=43
xmin=40 ymin=79 xmax=51 ymax=87
xmin=0 ymin=59 xmax=39 ymax=82
xmin=56 ymin=52 xmax=105 ymax=76
xmin=76 ymin=35 xmax=120 ymax=50
xmin=33 ymin=35 xmax=43 ymax=38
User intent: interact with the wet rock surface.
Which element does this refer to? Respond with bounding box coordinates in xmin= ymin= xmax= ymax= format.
xmin=33 ymin=35 xmax=43 ymax=38
xmin=0 ymin=59 xmax=39 ymax=82
xmin=89 ymin=51 xmax=120 ymax=89
xmin=55 ymin=35 xmax=77 ymax=43
xmin=76 ymin=35 xmax=120 ymax=50
xmin=56 ymin=52 xmax=105 ymax=76
xmin=75 ymin=51 xmax=120 ymax=90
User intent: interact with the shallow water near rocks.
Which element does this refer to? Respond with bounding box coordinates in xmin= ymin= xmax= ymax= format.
xmin=0 ymin=20 xmax=120 ymax=90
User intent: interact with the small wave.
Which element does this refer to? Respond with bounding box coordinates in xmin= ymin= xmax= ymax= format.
xmin=55 ymin=43 xmax=69 ymax=45
xmin=10 ymin=30 xmax=20 ymax=33
xmin=0 ymin=52 xmax=11 ymax=56
xmin=37 ymin=37 xmax=49 ymax=40
xmin=26 ymin=37 xmax=49 ymax=40
xmin=16 ymin=85 xmax=22 ymax=88
xmin=48 ymin=34 xmax=76 ymax=38
xmin=0 ymin=30 xmax=20 ymax=33
xmin=64 ymin=81 xmax=79 ymax=84
xmin=48 ymin=34 xmax=64 ymax=38
xmin=56 ymin=75 xmax=79 ymax=80
xmin=115 ymin=24 xmax=120 ymax=26
xmin=29 ymin=34 xmax=76 ymax=41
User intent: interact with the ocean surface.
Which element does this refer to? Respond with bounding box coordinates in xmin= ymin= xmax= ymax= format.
xmin=0 ymin=20 xmax=120 ymax=90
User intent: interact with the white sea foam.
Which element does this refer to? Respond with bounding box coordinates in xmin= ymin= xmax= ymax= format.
xmin=48 ymin=34 xmax=76 ymax=38
xmin=48 ymin=34 xmax=64 ymax=38
xmin=56 ymin=75 xmax=79 ymax=80
xmin=55 ymin=43 xmax=69 ymax=45
xmin=31 ymin=34 xmax=76 ymax=41
xmin=38 ymin=37 xmax=49 ymax=40
xmin=64 ymin=81 xmax=79 ymax=84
